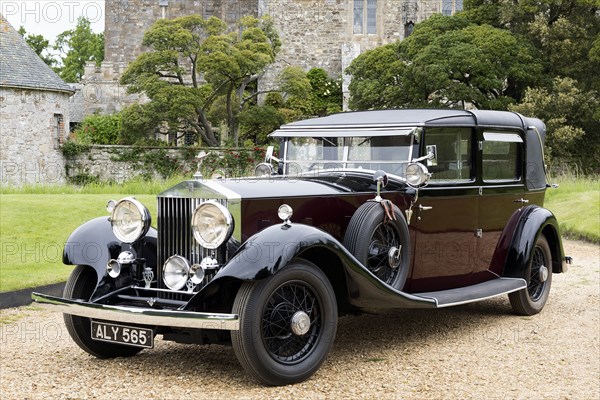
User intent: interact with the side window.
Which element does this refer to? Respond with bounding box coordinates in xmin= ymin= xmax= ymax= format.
xmin=424 ymin=127 xmax=473 ymax=182
xmin=482 ymin=132 xmax=523 ymax=182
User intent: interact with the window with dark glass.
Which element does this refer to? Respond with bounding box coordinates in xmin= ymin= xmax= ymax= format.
xmin=442 ymin=0 xmax=463 ymax=16
xmin=404 ymin=21 xmax=415 ymax=37
xmin=54 ymin=114 xmax=64 ymax=149
xmin=482 ymin=132 xmax=522 ymax=182
xmin=424 ymin=127 xmax=473 ymax=182
xmin=354 ymin=0 xmax=377 ymax=34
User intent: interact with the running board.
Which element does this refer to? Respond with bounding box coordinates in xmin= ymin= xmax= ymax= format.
xmin=413 ymin=278 xmax=527 ymax=308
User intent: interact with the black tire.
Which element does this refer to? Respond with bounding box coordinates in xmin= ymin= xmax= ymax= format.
xmin=63 ymin=265 xmax=143 ymax=358
xmin=509 ymin=236 xmax=553 ymax=315
xmin=343 ymin=201 xmax=410 ymax=290
xmin=231 ymin=260 xmax=337 ymax=386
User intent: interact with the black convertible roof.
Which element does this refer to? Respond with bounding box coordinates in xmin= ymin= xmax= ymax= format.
xmin=271 ymin=109 xmax=548 ymax=190
xmin=271 ymin=109 xmax=545 ymax=138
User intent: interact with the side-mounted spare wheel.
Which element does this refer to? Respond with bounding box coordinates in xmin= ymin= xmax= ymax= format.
xmin=231 ymin=259 xmax=337 ymax=386
xmin=509 ymin=235 xmax=553 ymax=315
xmin=343 ymin=201 xmax=411 ymax=290
xmin=63 ymin=265 xmax=144 ymax=358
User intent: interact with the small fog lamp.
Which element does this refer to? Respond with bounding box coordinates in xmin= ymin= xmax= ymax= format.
xmin=163 ymin=255 xmax=190 ymax=290
xmin=278 ymin=204 xmax=293 ymax=223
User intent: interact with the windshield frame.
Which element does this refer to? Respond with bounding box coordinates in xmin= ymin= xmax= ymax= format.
xmin=281 ymin=129 xmax=418 ymax=176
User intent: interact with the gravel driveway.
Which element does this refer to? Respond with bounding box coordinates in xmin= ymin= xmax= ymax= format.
xmin=1 ymin=239 xmax=598 ymax=400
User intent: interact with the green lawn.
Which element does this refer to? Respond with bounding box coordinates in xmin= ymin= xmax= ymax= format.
xmin=0 ymin=176 xmax=597 ymax=292
xmin=0 ymin=193 xmax=158 ymax=292
xmin=545 ymin=177 xmax=600 ymax=243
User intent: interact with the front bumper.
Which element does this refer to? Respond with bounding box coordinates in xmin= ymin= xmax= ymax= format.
xmin=32 ymin=292 xmax=240 ymax=331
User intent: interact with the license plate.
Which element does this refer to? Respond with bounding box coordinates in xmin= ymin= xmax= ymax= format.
xmin=91 ymin=321 xmax=154 ymax=349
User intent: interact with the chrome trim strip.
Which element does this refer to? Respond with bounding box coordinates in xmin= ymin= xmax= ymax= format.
xmin=32 ymin=293 xmax=240 ymax=331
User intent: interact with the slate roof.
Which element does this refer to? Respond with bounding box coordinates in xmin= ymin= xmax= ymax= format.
xmin=0 ymin=14 xmax=74 ymax=94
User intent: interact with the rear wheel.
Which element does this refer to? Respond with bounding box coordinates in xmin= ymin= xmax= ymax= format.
xmin=231 ymin=260 xmax=337 ymax=385
xmin=509 ymin=236 xmax=553 ymax=315
xmin=63 ymin=265 xmax=143 ymax=358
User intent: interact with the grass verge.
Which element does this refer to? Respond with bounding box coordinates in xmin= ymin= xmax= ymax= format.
xmin=545 ymin=177 xmax=600 ymax=243
xmin=0 ymin=193 xmax=158 ymax=293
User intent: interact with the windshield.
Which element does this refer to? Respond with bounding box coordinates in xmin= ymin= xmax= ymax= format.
xmin=284 ymin=135 xmax=414 ymax=175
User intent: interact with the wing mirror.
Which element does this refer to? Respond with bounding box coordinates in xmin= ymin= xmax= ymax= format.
xmin=412 ymin=145 xmax=437 ymax=167
xmin=373 ymin=170 xmax=389 ymax=201
xmin=265 ymin=146 xmax=280 ymax=163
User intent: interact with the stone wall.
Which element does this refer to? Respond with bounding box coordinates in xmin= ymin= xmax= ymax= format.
xmin=0 ymin=87 xmax=71 ymax=186
xmin=64 ymin=145 xmax=194 ymax=183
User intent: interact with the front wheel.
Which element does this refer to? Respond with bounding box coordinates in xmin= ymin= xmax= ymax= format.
xmin=231 ymin=259 xmax=337 ymax=385
xmin=63 ymin=265 xmax=144 ymax=358
xmin=509 ymin=235 xmax=553 ymax=315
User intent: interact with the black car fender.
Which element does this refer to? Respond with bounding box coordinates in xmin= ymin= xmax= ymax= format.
xmin=187 ymin=223 xmax=435 ymax=312
xmin=63 ymin=217 xmax=158 ymax=286
xmin=502 ymin=205 xmax=566 ymax=280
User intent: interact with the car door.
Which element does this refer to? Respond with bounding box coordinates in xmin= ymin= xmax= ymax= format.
xmin=476 ymin=131 xmax=525 ymax=279
xmin=409 ymin=127 xmax=479 ymax=292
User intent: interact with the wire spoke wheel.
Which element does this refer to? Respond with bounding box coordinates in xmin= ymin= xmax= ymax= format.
xmin=509 ymin=235 xmax=553 ymax=316
xmin=262 ymin=281 xmax=322 ymax=363
xmin=527 ymin=246 xmax=547 ymax=301
xmin=344 ymin=201 xmax=410 ymax=290
xmin=367 ymin=222 xmax=401 ymax=284
xmin=232 ymin=260 xmax=337 ymax=386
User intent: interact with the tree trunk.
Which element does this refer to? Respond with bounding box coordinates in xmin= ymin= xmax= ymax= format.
xmin=226 ymin=83 xmax=237 ymax=146
xmin=196 ymin=110 xmax=219 ymax=147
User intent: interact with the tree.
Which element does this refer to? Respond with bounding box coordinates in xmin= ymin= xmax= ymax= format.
xmin=464 ymin=0 xmax=600 ymax=170
xmin=347 ymin=14 xmax=542 ymax=110
xmin=18 ymin=27 xmax=56 ymax=68
xmin=54 ymin=17 xmax=104 ymax=83
xmin=121 ymin=15 xmax=282 ymax=147
xmin=201 ymin=16 xmax=281 ymax=145
xmin=510 ymin=78 xmax=600 ymax=171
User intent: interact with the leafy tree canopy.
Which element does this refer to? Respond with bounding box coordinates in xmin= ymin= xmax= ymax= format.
xmin=54 ymin=17 xmax=104 ymax=83
xmin=510 ymin=77 xmax=600 ymax=169
xmin=463 ymin=0 xmax=600 ymax=172
xmin=347 ymin=14 xmax=542 ymax=110
xmin=18 ymin=26 xmax=56 ymax=68
xmin=121 ymin=15 xmax=284 ymax=147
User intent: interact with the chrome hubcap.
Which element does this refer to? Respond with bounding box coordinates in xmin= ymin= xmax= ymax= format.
xmin=388 ymin=246 xmax=401 ymax=269
xmin=538 ymin=265 xmax=549 ymax=283
xmin=290 ymin=311 xmax=311 ymax=336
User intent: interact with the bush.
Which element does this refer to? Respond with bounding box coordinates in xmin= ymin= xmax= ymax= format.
xmin=75 ymin=113 xmax=122 ymax=144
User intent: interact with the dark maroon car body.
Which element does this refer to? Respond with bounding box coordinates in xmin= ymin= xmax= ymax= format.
xmin=34 ymin=109 xmax=568 ymax=385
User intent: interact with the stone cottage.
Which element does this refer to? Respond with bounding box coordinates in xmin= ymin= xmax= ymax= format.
xmin=0 ymin=14 xmax=75 ymax=186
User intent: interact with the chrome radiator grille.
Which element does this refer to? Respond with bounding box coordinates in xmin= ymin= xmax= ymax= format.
xmin=157 ymin=196 xmax=228 ymax=290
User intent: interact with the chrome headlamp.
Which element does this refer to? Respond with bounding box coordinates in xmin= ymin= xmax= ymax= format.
xmin=191 ymin=201 xmax=233 ymax=249
xmin=110 ymin=198 xmax=151 ymax=243
xmin=405 ymin=163 xmax=431 ymax=187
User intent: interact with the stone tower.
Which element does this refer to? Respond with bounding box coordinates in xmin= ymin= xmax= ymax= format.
xmin=84 ymin=0 xmax=462 ymax=115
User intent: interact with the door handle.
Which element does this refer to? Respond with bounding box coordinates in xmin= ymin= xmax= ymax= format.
xmin=418 ymin=204 xmax=433 ymax=211
xmin=513 ymin=198 xmax=529 ymax=204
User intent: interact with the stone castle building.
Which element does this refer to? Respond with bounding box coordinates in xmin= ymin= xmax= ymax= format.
xmin=84 ymin=0 xmax=463 ymax=115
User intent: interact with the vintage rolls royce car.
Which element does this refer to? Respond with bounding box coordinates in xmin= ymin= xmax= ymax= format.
xmin=33 ymin=109 xmax=570 ymax=385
